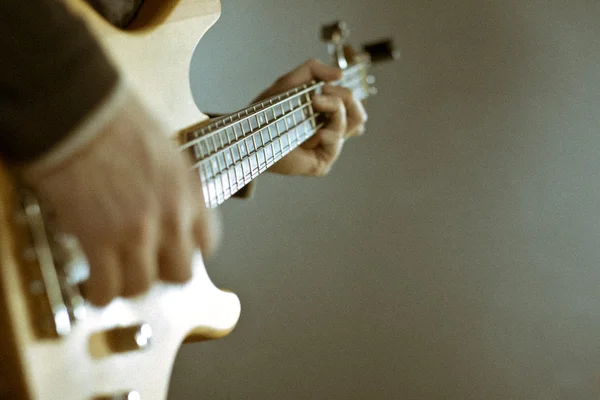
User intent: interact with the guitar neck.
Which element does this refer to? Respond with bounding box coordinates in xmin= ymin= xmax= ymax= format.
xmin=180 ymin=62 xmax=370 ymax=208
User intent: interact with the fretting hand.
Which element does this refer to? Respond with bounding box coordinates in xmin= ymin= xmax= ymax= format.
xmin=254 ymin=59 xmax=368 ymax=177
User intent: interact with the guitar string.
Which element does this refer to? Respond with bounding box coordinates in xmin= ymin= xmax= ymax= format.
xmin=195 ymin=78 xmax=367 ymax=207
xmin=198 ymin=78 xmax=366 ymax=207
xmin=180 ymin=64 xmax=369 ymax=207
xmin=178 ymin=62 xmax=367 ymax=152
xmin=202 ymin=117 xmax=327 ymax=207
xmin=192 ymin=77 xmax=365 ymax=191
xmin=187 ymin=74 xmax=365 ymax=176
xmin=182 ymin=74 xmax=365 ymax=167
xmin=189 ymin=68 xmax=364 ymax=148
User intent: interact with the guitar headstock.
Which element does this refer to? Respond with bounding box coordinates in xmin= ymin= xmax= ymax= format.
xmin=321 ymin=21 xmax=400 ymax=98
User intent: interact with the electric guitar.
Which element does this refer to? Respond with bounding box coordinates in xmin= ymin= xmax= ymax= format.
xmin=0 ymin=1 xmax=397 ymax=399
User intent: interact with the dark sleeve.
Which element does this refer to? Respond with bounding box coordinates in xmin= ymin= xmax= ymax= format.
xmin=0 ymin=0 xmax=118 ymax=164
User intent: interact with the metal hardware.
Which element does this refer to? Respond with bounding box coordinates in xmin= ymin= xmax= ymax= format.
xmin=91 ymin=391 xmax=141 ymax=400
xmin=16 ymin=189 xmax=90 ymax=338
xmin=105 ymin=323 xmax=153 ymax=353
xmin=321 ymin=21 xmax=350 ymax=69
xmin=362 ymin=39 xmax=400 ymax=63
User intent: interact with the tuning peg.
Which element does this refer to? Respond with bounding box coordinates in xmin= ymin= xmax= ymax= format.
xmin=321 ymin=21 xmax=350 ymax=69
xmin=321 ymin=21 xmax=350 ymax=43
xmin=363 ymin=39 xmax=400 ymax=63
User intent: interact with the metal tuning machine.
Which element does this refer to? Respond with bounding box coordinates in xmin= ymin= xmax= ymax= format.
xmin=362 ymin=39 xmax=401 ymax=64
xmin=321 ymin=20 xmax=351 ymax=69
xmin=321 ymin=21 xmax=399 ymax=100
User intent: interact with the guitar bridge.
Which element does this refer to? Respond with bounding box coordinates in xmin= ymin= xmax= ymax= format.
xmin=15 ymin=189 xmax=88 ymax=339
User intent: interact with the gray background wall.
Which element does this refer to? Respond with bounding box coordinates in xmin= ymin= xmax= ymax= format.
xmin=169 ymin=1 xmax=600 ymax=399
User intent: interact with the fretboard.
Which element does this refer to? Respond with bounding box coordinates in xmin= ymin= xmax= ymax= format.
xmin=180 ymin=63 xmax=370 ymax=208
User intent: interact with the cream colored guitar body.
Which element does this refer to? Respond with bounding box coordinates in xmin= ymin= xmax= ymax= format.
xmin=0 ymin=1 xmax=241 ymax=399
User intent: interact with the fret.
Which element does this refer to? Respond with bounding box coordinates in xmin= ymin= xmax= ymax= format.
xmin=198 ymin=164 xmax=211 ymax=207
xmin=227 ymin=167 xmax=237 ymax=192
xmin=220 ymin=130 xmax=228 ymax=146
xmin=231 ymin=143 xmax=240 ymax=162
xmin=212 ymin=173 xmax=223 ymax=205
xmin=264 ymin=139 xmax=274 ymax=165
xmin=245 ymin=136 xmax=255 ymax=154
xmin=254 ymin=130 xmax=263 ymax=148
xmin=256 ymin=147 xmax=266 ymax=171
xmin=226 ymin=127 xmax=235 ymax=143
xmin=243 ymin=119 xmax=251 ymax=135
xmin=282 ymin=99 xmax=291 ymax=114
xmin=220 ymin=170 xmax=230 ymax=199
xmin=272 ymin=107 xmax=285 ymax=154
xmin=273 ymin=137 xmax=282 ymax=159
xmin=199 ymin=138 xmax=209 ymax=157
xmin=239 ymin=138 xmax=248 ymax=158
xmin=257 ymin=112 xmax=266 ymax=126
xmin=210 ymin=134 xmax=219 ymax=155
xmin=304 ymin=90 xmax=317 ymax=131
xmin=232 ymin=122 xmax=241 ymax=142
xmin=282 ymin=108 xmax=292 ymax=152
xmin=248 ymin=153 xmax=258 ymax=176
xmin=229 ymin=147 xmax=240 ymax=190
xmin=234 ymin=163 xmax=244 ymax=186
xmin=223 ymin=149 xmax=236 ymax=192
xmin=289 ymin=103 xmax=299 ymax=144
xmin=249 ymin=114 xmax=258 ymax=131
xmin=250 ymin=135 xmax=261 ymax=174
xmin=266 ymin=123 xmax=276 ymax=164
xmin=204 ymin=178 xmax=215 ymax=208
xmin=192 ymin=144 xmax=201 ymax=161
xmin=294 ymin=109 xmax=305 ymax=140
xmin=289 ymin=115 xmax=299 ymax=146
xmin=241 ymin=157 xmax=251 ymax=182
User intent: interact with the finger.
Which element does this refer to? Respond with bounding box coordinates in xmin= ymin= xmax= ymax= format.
xmin=278 ymin=59 xmax=343 ymax=88
xmin=322 ymin=85 xmax=368 ymax=137
xmin=300 ymin=94 xmax=347 ymax=176
xmin=120 ymin=219 xmax=159 ymax=297
xmin=311 ymin=94 xmax=347 ymax=136
xmin=302 ymin=130 xmax=345 ymax=176
xmin=82 ymin=246 xmax=121 ymax=306
xmin=193 ymin=207 xmax=221 ymax=258
xmin=120 ymin=248 xmax=157 ymax=298
xmin=158 ymin=228 xmax=193 ymax=283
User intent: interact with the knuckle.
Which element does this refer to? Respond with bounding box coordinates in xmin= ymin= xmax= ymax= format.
xmin=129 ymin=218 xmax=154 ymax=243
xmin=162 ymin=210 xmax=185 ymax=236
xmin=332 ymin=97 xmax=345 ymax=110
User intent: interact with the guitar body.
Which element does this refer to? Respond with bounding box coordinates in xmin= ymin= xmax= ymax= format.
xmin=65 ymin=0 xmax=219 ymax=132
xmin=0 ymin=1 xmax=241 ymax=399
